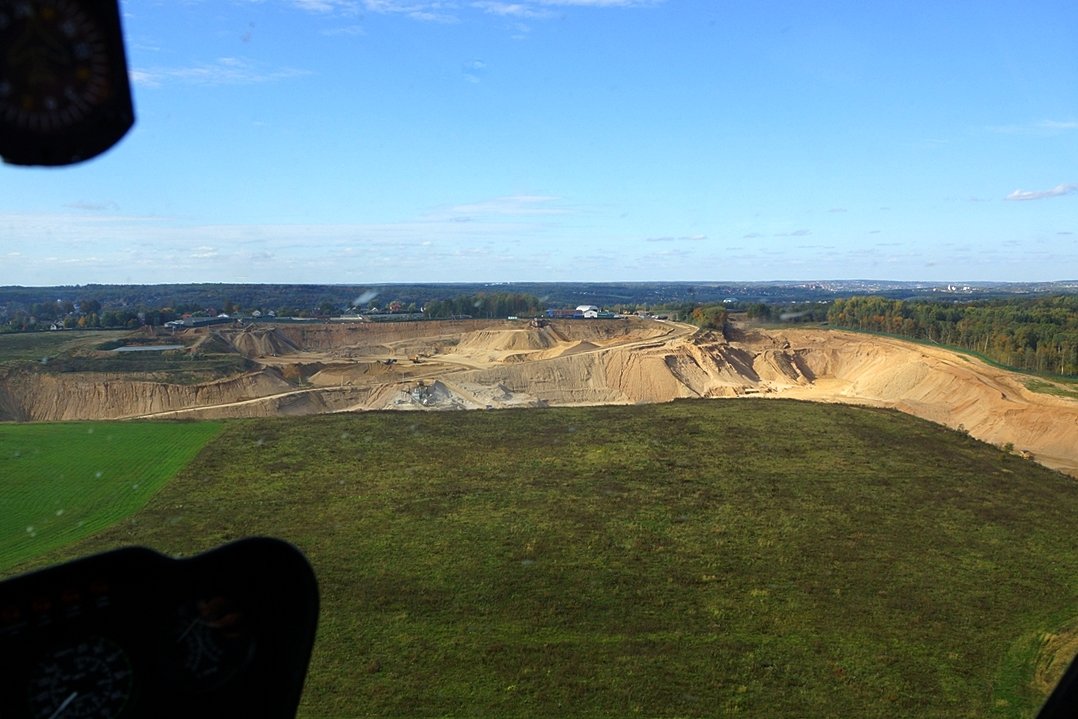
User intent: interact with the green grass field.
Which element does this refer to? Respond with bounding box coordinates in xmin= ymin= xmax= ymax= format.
xmin=0 ymin=421 xmax=222 ymax=573
xmin=4 ymin=401 xmax=1077 ymax=718
xmin=0 ymin=329 xmax=252 ymax=383
xmin=0 ymin=330 xmax=127 ymax=365
xmin=1025 ymin=378 xmax=1078 ymax=400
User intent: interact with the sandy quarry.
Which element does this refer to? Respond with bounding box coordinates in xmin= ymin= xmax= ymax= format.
xmin=1 ymin=317 xmax=1075 ymax=477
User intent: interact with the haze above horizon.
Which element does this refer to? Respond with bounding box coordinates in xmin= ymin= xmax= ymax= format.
xmin=2 ymin=1 xmax=1076 ymax=286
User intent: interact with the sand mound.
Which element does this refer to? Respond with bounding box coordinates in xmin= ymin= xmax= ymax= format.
xmin=227 ymin=328 xmax=301 ymax=357
xmin=456 ymin=326 xmax=564 ymax=352
xmin=187 ymin=331 xmax=234 ymax=355
xmin=513 ymin=340 xmax=603 ymax=362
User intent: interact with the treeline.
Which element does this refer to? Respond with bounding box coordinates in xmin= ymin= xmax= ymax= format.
xmin=745 ymin=302 xmax=830 ymax=323
xmin=1 ymin=298 xmax=175 ymax=331
xmin=423 ymin=293 xmax=541 ymax=319
xmin=828 ymin=295 xmax=1078 ymax=376
xmin=0 ymin=288 xmax=548 ymax=331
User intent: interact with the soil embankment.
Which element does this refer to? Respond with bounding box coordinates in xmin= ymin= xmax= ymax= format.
xmin=0 ymin=367 xmax=294 ymax=421
xmin=3 ymin=319 xmax=1075 ymax=477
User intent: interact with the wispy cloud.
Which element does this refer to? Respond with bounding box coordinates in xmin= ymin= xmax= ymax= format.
xmin=988 ymin=119 xmax=1078 ymax=135
xmin=64 ymin=201 xmax=120 ymax=212
xmin=321 ymin=23 xmax=366 ymax=35
xmin=289 ymin=0 xmax=361 ymax=12
xmin=472 ymin=1 xmax=552 ymax=18
xmin=273 ymin=0 xmax=660 ymax=25
xmin=462 ymin=59 xmax=486 ymax=83
xmin=131 ymin=57 xmax=310 ymax=87
xmin=538 ymin=0 xmax=661 ymax=6
xmin=360 ymin=0 xmax=459 ymax=22
xmin=0 ymin=210 xmax=570 ymax=284
xmin=1005 ymin=184 xmax=1078 ymax=201
xmin=191 ymin=246 xmax=220 ymax=259
xmin=437 ymin=194 xmax=569 ymax=219
xmin=644 ymin=234 xmax=706 ymax=243
xmin=1038 ymin=120 xmax=1078 ymax=131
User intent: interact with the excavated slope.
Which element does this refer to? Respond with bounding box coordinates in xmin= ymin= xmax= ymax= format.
xmin=2 ymin=321 xmax=1075 ymax=476
xmin=0 ymin=368 xmax=293 ymax=421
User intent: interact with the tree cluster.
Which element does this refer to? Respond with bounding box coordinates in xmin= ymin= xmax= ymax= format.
xmin=828 ymin=295 xmax=1078 ymax=376
xmin=423 ymin=293 xmax=541 ymax=319
xmin=689 ymin=305 xmax=728 ymax=331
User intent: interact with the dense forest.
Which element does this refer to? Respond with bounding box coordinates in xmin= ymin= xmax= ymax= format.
xmin=422 ymin=293 xmax=541 ymax=319
xmin=828 ymin=295 xmax=1078 ymax=376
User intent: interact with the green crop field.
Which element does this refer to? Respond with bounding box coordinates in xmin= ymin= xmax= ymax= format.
xmin=0 ymin=421 xmax=222 ymax=573
xmin=5 ymin=401 xmax=1078 ymax=718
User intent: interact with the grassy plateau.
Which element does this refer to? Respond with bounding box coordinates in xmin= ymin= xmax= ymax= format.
xmin=3 ymin=401 xmax=1077 ymax=718
xmin=1024 ymin=379 xmax=1078 ymax=401
xmin=0 ymin=330 xmax=127 ymax=364
xmin=0 ymin=329 xmax=252 ymax=383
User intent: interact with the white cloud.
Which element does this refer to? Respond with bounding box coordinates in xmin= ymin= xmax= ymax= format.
xmin=1037 ymin=120 xmax=1078 ymax=131
xmin=438 ymin=194 xmax=569 ymax=218
xmin=322 ymin=24 xmax=366 ymax=35
xmin=644 ymin=234 xmax=706 ymax=243
xmin=359 ymin=0 xmax=459 ymax=21
xmin=0 ymin=208 xmax=564 ymax=280
xmin=234 ymin=0 xmax=663 ymax=30
xmin=471 ymin=1 xmax=553 ymax=18
xmin=462 ymin=59 xmax=486 ymax=82
xmin=128 ymin=70 xmax=160 ymax=88
xmin=64 ymin=201 xmax=120 ymax=212
xmin=988 ymin=119 xmax=1078 ymax=135
xmin=1005 ymin=184 xmax=1078 ymax=201
xmin=290 ymin=0 xmax=361 ymax=12
xmin=131 ymin=57 xmax=311 ymax=87
xmin=537 ymin=0 xmax=660 ymax=6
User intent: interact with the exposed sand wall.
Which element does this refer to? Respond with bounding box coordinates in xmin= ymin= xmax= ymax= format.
xmin=3 ymin=320 xmax=1075 ymax=477
xmin=0 ymin=369 xmax=294 ymax=421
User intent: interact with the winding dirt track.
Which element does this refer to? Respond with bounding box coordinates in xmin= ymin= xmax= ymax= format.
xmin=3 ymin=318 xmax=1075 ymax=477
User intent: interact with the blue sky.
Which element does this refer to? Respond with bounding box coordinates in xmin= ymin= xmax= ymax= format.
xmin=2 ymin=0 xmax=1076 ymax=285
